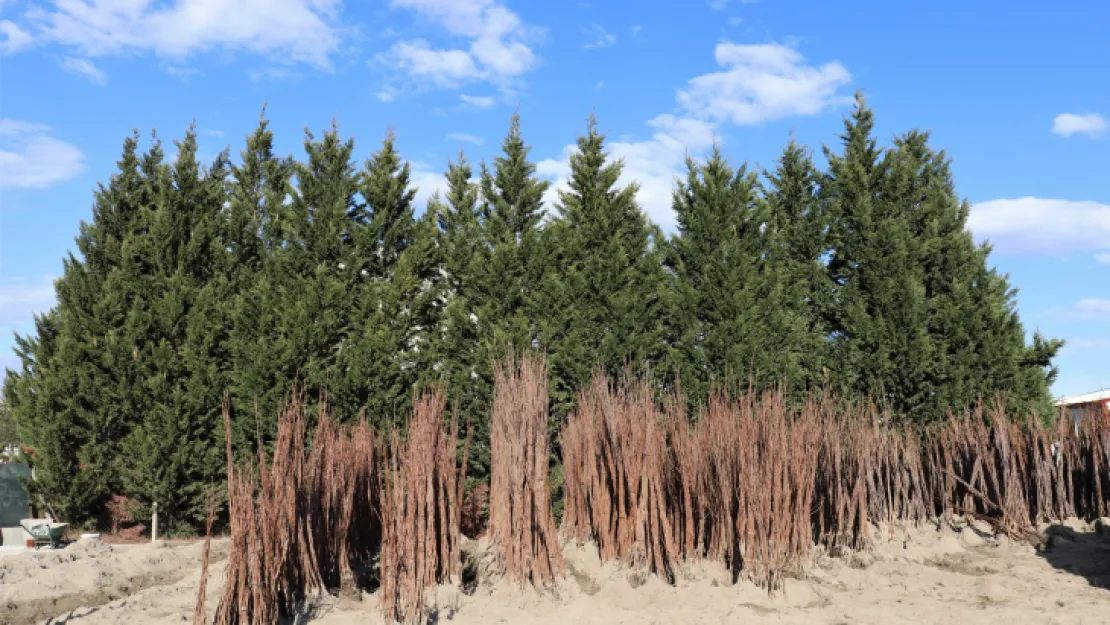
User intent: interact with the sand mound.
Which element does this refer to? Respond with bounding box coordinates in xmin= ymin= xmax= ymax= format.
xmin=0 ymin=538 xmax=227 ymax=625
xmin=5 ymin=521 xmax=1109 ymax=625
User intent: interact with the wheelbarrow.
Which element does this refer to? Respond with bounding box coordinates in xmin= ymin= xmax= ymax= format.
xmin=20 ymin=520 xmax=68 ymax=549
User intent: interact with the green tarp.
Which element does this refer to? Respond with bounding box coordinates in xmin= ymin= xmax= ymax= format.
xmin=0 ymin=463 xmax=31 ymax=527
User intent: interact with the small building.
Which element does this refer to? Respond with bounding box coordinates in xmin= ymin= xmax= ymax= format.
xmin=1054 ymin=389 xmax=1110 ymax=426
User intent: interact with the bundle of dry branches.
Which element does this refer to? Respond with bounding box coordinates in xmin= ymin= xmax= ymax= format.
xmin=561 ymin=372 xmax=679 ymax=580
xmin=213 ymin=394 xmax=378 ymax=625
xmin=379 ymin=390 xmax=469 ymax=624
xmin=489 ymin=352 xmax=564 ymax=586
xmin=561 ymin=377 xmax=1110 ymax=592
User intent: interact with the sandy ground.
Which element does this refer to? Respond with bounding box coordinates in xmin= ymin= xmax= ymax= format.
xmin=4 ymin=519 xmax=1109 ymax=625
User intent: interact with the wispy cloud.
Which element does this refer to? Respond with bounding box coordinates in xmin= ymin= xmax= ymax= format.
xmin=446 ymin=133 xmax=484 ymax=145
xmin=968 ymin=197 xmax=1110 ymax=255
xmin=0 ymin=120 xmax=84 ymax=190
xmin=707 ymin=0 xmax=758 ymax=8
xmin=60 ymin=56 xmax=107 ymax=85
xmin=0 ymin=276 xmax=56 ymax=336
xmin=1095 ymin=253 xmax=1110 ymax=265
xmin=248 ymin=67 xmax=301 ymax=82
xmin=1052 ymin=113 xmax=1107 ymax=138
xmin=1060 ymin=338 xmax=1110 ymax=355
xmin=0 ymin=19 xmax=33 ymax=54
xmin=678 ymin=42 xmax=851 ymax=125
xmin=20 ymin=0 xmax=344 ymax=68
xmin=583 ymin=24 xmax=615 ymax=49
xmin=1067 ymin=299 xmax=1110 ymax=322
xmin=379 ymin=0 xmax=542 ymax=95
xmin=460 ymin=94 xmax=495 ymax=109
xmin=538 ymin=40 xmax=850 ymax=231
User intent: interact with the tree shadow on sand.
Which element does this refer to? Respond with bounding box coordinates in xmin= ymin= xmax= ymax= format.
xmin=1036 ymin=524 xmax=1110 ymax=590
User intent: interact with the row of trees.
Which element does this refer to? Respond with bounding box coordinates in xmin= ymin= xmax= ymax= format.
xmin=3 ymin=95 xmax=1061 ymax=530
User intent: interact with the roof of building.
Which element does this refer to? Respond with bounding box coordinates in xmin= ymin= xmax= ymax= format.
xmin=1054 ymin=389 xmax=1110 ymax=406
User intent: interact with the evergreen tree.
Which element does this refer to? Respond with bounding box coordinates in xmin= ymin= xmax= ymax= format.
xmin=445 ymin=114 xmax=552 ymax=478
xmin=886 ymin=130 xmax=1062 ymax=418
xmin=474 ymin=113 xmax=551 ymax=353
xmin=538 ymin=117 xmax=668 ymax=422
xmin=763 ymin=140 xmax=832 ymax=391
xmin=667 ymin=148 xmax=765 ymax=402
xmin=668 ymin=143 xmax=830 ymax=405
xmin=5 ymin=133 xmax=159 ymax=520
xmin=823 ymin=93 xmax=933 ymax=412
xmin=343 ymin=132 xmax=433 ymax=426
xmin=430 ymin=154 xmax=490 ymax=475
xmin=224 ymin=116 xmax=297 ymax=446
xmin=119 ymin=127 xmax=231 ymax=527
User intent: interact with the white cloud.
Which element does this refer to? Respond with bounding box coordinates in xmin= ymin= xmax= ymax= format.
xmin=968 ymin=197 xmax=1110 ymax=255
xmin=630 ymin=25 xmax=642 ymax=36
xmin=678 ymin=42 xmax=852 ymax=125
xmin=1069 ymin=299 xmax=1110 ymax=322
xmin=538 ymin=40 xmax=848 ymax=231
xmin=583 ymin=24 xmax=614 ymax=49
xmin=0 ymin=19 xmax=33 ymax=54
xmin=24 ymin=0 xmax=343 ymax=67
xmin=0 ymin=276 xmax=56 ymax=336
xmin=1060 ymin=338 xmax=1110 ymax=355
xmin=248 ymin=67 xmax=301 ymax=82
xmin=376 ymin=85 xmax=400 ymax=102
xmin=382 ymin=0 xmax=539 ymax=94
xmin=1052 ymin=113 xmax=1107 ymax=138
xmin=708 ymin=0 xmax=758 ymax=8
xmin=1095 ymin=253 xmax=1110 ymax=265
xmin=60 ymin=56 xmax=107 ymax=85
xmin=0 ymin=119 xmax=84 ymax=189
xmin=538 ymin=115 xmax=717 ymax=231
xmin=446 ymin=133 xmax=483 ymax=145
xmin=410 ymin=164 xmax=447 ymax=212
xmin=389 ymin=40 xmax=480 ymax=88
xmin=460 ymin=94 xmax=495 ymax=109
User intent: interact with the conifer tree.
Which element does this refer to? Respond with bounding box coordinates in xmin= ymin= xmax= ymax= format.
xmin=475 ymin=113 xmax=551 ymax=352
xmin=538 ymin=117 xmax=668 ymax=422
xmin=343 ymin=132 xmax=432 ymax=425
xmin=227 ymin=124 xmax=359 ymax=441
xmin=763 ymin=140 xmax=832 ymax=392
xmin=5 ymin=133 xmax=158 ymax=519
xmin=886 ymin=130 xmax=1062 ymax=418
xmin=119 ymin=127 xmax=231 ymax=527
xmin=224 ymin=116 xmax=297 ymax=445
xmin=430 ymin=154 xmax=490 ymax=474
xmin=667 ymin=148 xmax=765 ymax=402
xmin=823 ymin=94 xmax=933 ymax=412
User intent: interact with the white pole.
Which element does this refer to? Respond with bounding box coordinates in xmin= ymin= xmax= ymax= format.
xmin=151 ymin=502 xmax=159 ymax=542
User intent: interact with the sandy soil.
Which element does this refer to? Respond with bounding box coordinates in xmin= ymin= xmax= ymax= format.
xmin=5 ymin=519 xmax=1109 ymax=625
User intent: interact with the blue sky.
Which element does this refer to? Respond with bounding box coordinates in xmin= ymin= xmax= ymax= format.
xmin=1 ymin=0 xmax=1107 ymax=397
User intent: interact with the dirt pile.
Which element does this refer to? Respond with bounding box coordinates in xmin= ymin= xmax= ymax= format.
xmin=12 ymin=520 xmax=1109 ymax=625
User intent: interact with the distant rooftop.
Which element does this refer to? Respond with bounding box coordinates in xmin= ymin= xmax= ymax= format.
xmin=1054 ymin=389 xmax=1110 ymax=406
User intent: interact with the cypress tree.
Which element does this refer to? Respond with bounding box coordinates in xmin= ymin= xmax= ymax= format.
xmin=887 ymin=130 xmax=1062 ymax=418
xmin=430 ymin=153 xmax=491 ymax=476
xmin=538 ymin=117 xmax=668 ymax=422
xmin=227 ymin=122 xmax=354 ymax=436
xmin=5 ymin=133 xmax=159 ymax=520
xmin=823 ymin=93 xmax=933 ymax=412
xmin=763 ymin=139 xmax=832 ymax=392
xmin=667 ymin=148 xmax=766 ymax=402
xmin=343 ymin=132 xmax=431 ymax=425
xmin=224 ymin=116 xmax=297 ymax=446
xmin=119 ymin=127 xmax=231 ymax=528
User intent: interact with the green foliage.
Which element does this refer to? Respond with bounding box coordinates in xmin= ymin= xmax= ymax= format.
xmin=537 ymin=117 xmax=669 ymax=424
xmin=1 ymin=103 xmax=1062 ymax=530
